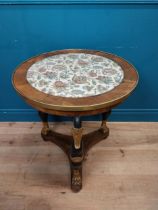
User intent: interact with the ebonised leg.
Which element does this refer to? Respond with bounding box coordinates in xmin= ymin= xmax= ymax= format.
xmin=38 ymin=111 xmax=50 ymax=136
xmin=100 ymin=110 xmax=111 ymax=134
xmin=70 ymin=116 xmax=84 ymax=192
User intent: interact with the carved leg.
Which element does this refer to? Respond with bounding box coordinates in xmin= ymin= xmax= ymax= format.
xmin=38 ymin=111 xmax=50 ymax=136
xmin=100 ymin=110 xmax=111 ymax=134
xmin=70 ymin=116 xmax=83 ymax=192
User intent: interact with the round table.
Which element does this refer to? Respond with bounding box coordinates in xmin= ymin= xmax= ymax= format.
xmin=12 ymin=49 xmax=138 ymax=192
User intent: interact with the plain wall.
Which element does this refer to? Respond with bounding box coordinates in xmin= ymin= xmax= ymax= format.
xmin=0 ymin=0 xmax=158 ymax=121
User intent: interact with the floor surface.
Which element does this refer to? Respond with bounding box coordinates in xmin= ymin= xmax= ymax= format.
xmin=0 ymin=122 xmax=158 ymax=210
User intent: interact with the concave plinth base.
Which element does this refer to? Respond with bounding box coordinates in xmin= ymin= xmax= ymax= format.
xmin=41 ymin=126 xmax=109 ymax=192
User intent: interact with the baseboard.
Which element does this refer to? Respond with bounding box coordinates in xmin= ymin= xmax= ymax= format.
xmin=0 ymin=109 xmax=158 ymax=122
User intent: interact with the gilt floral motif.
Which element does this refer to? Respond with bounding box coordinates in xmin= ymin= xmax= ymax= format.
xmin=26 ymin=53 xmax=124 ymax=98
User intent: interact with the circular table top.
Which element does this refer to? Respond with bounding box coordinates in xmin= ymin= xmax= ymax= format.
xmin=12 ymin=49 xmax=138 ymax=113
xmin=26 ymin=53 xmax=124 ymax=98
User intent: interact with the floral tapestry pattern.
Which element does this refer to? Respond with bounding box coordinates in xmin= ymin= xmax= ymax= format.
xmin=26 ymin=53 xmax=124 ymax=98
